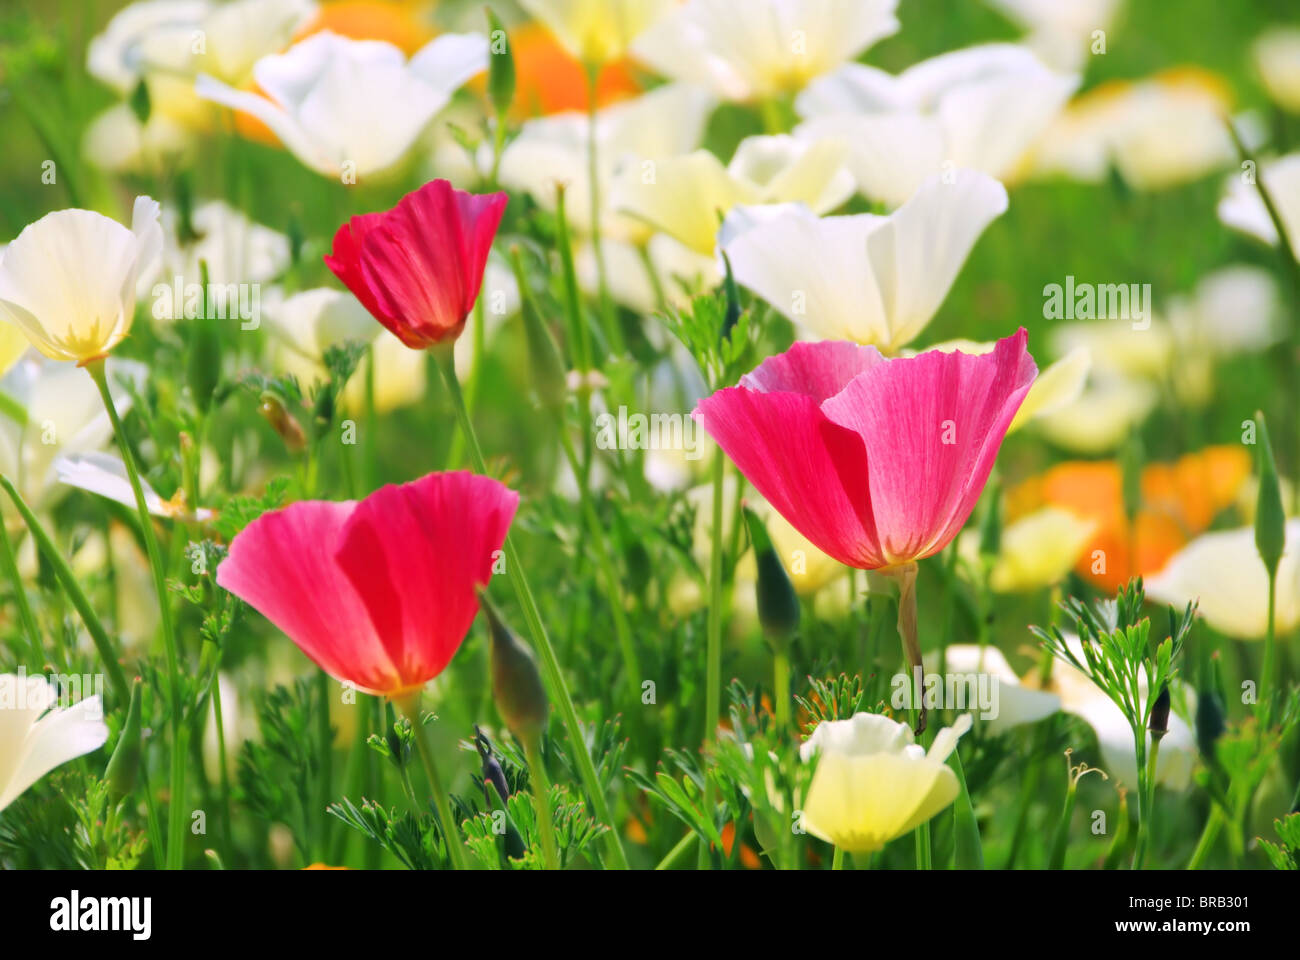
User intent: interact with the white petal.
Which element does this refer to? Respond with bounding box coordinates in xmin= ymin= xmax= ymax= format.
xmin=408 ymin=32 xmax=490 ymax=92
xmin=723 ymin=205 xmax=888 ymax=342
xmin=1146 ymin=521 xmax=1300 ymax=639
xmin=0 ymin=695 xmax=109 ymax=811
xmin=865 ymin=169 xmax=1009 ymax=350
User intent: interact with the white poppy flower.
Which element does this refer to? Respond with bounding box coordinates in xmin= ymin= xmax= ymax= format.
xmin=197 ymin=31 xmax=489 ymax=179
xmin=985 ymin=0 xmax=1122 ymax=71
xmin=0 ymin=358 xmax=148 ymax=510
xmin=796 ymin=44 xmax=1077 ymax=207
xmin=719 ymin=169 xmax=1008 ymax=351
xmin=0 ymin=197 xmax=162 ymax=364
xmin=0 ymin=673 xmax=109 ymax=812
xmin=1034 ymin=70 xmax=1235 ymax=191
xmin=82 ymin=103 xmax=195 ymax=175
xmin=1032 ymin=374 xmax=1157 ymax=454
xmin=1049 ymin=319 xmax=1173 ymax=381
xmin=162 ymin=201 xmax=289 ymax=288
xmin=1048 ymin=642 xmax=1198 ymax=790
xmin=1218 ymin=153 xmax=1300 ymax=258
xmin=55 ymin=452 xmax=214 ymax=522
xmin=1254 ymin=27 xmax=1300 ymax=114
xmin=633 ymin=0 xmax=900 ymax=103
xmin=927 ymin=644 xmax=1062 ymax=734
xmin=799 ymin=711 xmax=972 ymax=852
xmin=499 ymin=83 xmax=716 ymax=243
xmin=1165 ymin=265 xmax=1281 ymax=356
xmin=1146 ymin=521 xmax=1300 ymax=639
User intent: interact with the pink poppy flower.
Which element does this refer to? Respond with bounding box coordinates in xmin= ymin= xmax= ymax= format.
xmin=324 ymin=179 xmax=507 ymax=349
xmin=694 ymin=328 xmax=1036 ymax=570
xmin=216 ymin=471 xmax=517 ymax=697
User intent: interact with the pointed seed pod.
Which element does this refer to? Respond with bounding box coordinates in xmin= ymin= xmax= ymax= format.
xmin=482 ymin=593 xmax=550 ymax=741
xmin=742 ymin=506 xmax=799 ymax=644
xmin=105 ymin=677 xmax=143 ymax=799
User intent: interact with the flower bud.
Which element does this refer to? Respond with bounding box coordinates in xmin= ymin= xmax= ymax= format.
xmin=258 ymin=391 xmax=306 ymax=453
xmin=1254 ymin=411 xmax=1285 ymax=579
xmin=1148 ymin=684 xmax=1171 ymax=740
xmin=742 ymin=506 xmax=799 ymax=644
xmin=482 ymin=593 xmax=549 ymax=741
xmin=486 ymin=8 xmax=516 ymax=119
xmin=105 ymin=677 xmax=143 ymax=799
xmin=510 ymin=248 xmax=567 ymax=412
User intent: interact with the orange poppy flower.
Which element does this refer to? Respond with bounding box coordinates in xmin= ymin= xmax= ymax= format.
xmin=485 ymin=22 xmax=641 ymax=118
xmin=1008 ymin=446 xmax=1250 ymax=591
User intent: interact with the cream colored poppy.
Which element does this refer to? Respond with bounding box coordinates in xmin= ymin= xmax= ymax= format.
xmin=614 ymin=135 xmax=853 ymax=255
xmin=0 ymin=197 xmax=162 ymax=364
xmin=520 ymin=0 xmax=675 ymax=66
xmin=799 ymin=711 xmax=972 ymax=853
xmin=958 ymin=506 xmax=1096 ymax=593
xmin=1146 ymin=521 xmax=1300 ymax=639
xmin=1254 ymin=27 xmax=1300 ymax=114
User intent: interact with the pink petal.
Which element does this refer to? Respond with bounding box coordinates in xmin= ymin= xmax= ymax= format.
xmin=694 ymin=386 xmax=882 ymax=567
xmin=741 ymin=339 xmax=886 ymax=402
xmin=334 ymin=471 xmax=518 ymax=688
xmin=324 ymin=212 xmax=392 ymax=327
xmin=216 ymin=501 xmax=404 ymax=694
xmin=820 ymin=328 xmax=1036 ymax=564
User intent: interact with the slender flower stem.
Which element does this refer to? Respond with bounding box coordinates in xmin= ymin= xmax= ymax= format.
xmin=397 ymin=695 xmax=469 ymax=871
xmin=523 ymin=734 xmax=561 ymax=870
xmin=773 ymin=649 xmax=791 ymax=730
xmin=0 ymin=475 xmax=126 ymax=700
xmin=583 ymin=62 xmax=622 ymax=355
xmin=315 ymin=670 xmax=333 ymax=860
xmin=655 ymin=830 xmax=697 ymax=870
xmin=1187 ymin=806 xmax=1225 ymax=869
xmin=433 ymin=346 xmax=629 ymax=869
xmin=1131 ymin=729 xmax=1152 ymax=870
xmin=208 ymin=661 xmax=233 ymax=859
xmin=86 ymin=359 xmax=186 ymax=868
xmin=555 ymin=423 xmax=644 ymax=720
xmin=0 ymin=515 xmax=45 ymax=669
xmin=699 ymin=448 xmax=726 ymax=867
xmin=1261 ymin=573 xmax=1277 ymax=726
xmin=880 ymin=561 xmax=931 ymax=867
xmin=831 ymin=846 xmax=845 ymax=870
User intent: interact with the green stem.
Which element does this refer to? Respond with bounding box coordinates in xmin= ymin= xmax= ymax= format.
xmin=0 ymin=475 xmax=126 ymax=701
xmin=655 ymin=830 xmax=697 ymax=870
xmin=86 ymin=359 xmax=184 ymax=868
xmin=209 ymin=665 xmax=233 ymax=860
xmin=397 ymin=695 xmax=469 ymax=871
xmin=699 ymin=449 xmax=726 ymax=866
xmin=1261 ymin=572 xmax=1277 ymax=726
xmin=831 ymin=845 xmax=845 ymax=870
xmin=1131 ymin=729 xmax=1151 ymax=870
xmin=0 ymin=517 xmax=44 ymax=669
xmin=555 ymin=423 xmax=644 ymax=716
xmin=1187 ymin=805 xmax=1224 ymax=870
xmin=432 ymin=346 xmax=629 ymax=869
xmin=315 ymin=671 xmax=333 ymax=860
xmin=773 ymin=649 xmax=791 ymax=731
xmin=523 ymin=734 xmax=560 ymax=870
